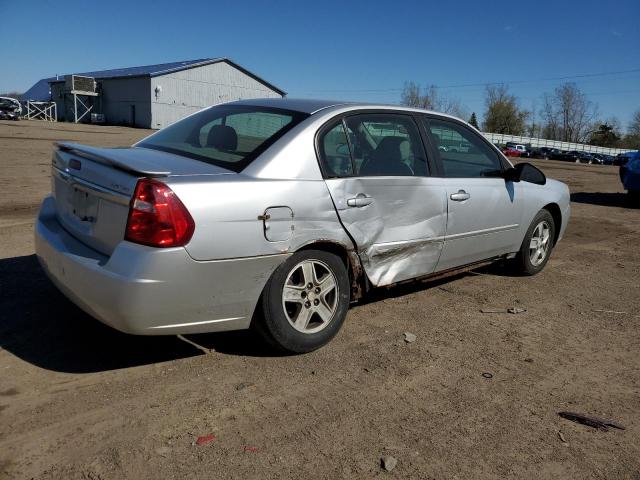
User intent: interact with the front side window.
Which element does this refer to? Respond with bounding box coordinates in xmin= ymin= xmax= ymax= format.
xmin=426 ymin=118 xmax=503 ymax=177
xmin=138 ymin=105 xmax=308 ymax=172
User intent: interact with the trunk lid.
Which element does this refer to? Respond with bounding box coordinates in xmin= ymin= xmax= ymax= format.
xmin=51 ymin=143 xmax=232 ymax=255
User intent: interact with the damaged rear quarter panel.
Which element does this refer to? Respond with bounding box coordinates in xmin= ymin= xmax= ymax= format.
xmin=168 ymin=175 xmax=354 ymax=261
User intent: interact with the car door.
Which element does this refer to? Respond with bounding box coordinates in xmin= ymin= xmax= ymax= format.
xmin=424 ymin=116 xmax=524 ymax=271
xmin=319 ymin=112 xmax=447 ymax=286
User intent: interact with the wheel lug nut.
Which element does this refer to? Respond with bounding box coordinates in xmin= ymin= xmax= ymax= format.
xmin=307 ymin=283 xmax=313 ymax=289
xmin=304 ymin=301 xmax=311 ymax=308
xmin=314 ymin=287 xmax=321 ymax=294
xmin=301 ymin=291 xmax=307 ymax=298
xmin=313 ymin=299 xmax=319 ymax=306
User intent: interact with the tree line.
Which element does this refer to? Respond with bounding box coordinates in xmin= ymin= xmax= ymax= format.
xmin=401 ymin=81 xmax=640 ymax=149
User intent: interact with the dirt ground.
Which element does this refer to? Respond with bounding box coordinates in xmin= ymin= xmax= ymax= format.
xmin=0 ymin=120 xmax=639 ymax=480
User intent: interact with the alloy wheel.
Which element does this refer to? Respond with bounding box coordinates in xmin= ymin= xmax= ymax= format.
xmin=281 ymin=259 xmax=339 ymax=334
xmin=529 ymin=221 xmax=551 ymax=267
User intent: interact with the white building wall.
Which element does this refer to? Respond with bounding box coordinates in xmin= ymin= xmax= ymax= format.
xmin=150 ymin=61 xmax=283 ymax=129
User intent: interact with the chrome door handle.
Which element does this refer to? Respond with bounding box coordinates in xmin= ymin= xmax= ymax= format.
xmin=450 ymin=190 xmax=470 ymax=201
xmin=347 ymin=193 xmax=374 ymax=207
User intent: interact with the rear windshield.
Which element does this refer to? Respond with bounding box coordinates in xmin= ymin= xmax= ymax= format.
xmin=138 ymin=105 xmax=309 ymax=172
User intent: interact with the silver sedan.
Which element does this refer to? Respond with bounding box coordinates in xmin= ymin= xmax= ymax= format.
xmin=35 ymin=99 xmax=570 ymax=352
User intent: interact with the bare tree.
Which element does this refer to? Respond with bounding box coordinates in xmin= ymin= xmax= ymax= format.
xmin=400 ymin=82 xmax=467 ymax=119
xmin=526 ymin=101 xmax=540 ymax=137
xmin=629 ymin=109 xmax=640 ymax=136
xmin=619 ymin=109 xmax=640 ymax=149
xmin=540 ymin=83 xmax=598 ymax=142
xmin=482 ymin=84 xmax=528 ymax=135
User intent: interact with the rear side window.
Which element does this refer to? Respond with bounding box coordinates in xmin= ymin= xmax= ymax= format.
xmin=320 ymin=122 xmax=354 ymax=177
xmin=346 ymin=114 xmax=428 ymax=177
xmin=138 ymin=105 xmax=308 ymax=172
xmin=426 ymin=118 xmax=502 ymax=177
xmin=319 ymin=113 xmax=429 ymax=178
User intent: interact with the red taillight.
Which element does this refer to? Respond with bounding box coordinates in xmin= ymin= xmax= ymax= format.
xmin=125 ymin=178 xmax=195 ymax=248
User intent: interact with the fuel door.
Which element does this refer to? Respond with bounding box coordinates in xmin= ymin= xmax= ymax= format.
xmin=261 ymin=206 xmax=294 ymax=242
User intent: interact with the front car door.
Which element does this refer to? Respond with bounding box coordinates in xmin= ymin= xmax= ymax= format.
xmin=423 ymin=116 xmax=524 ymax=271
xmin=318 ymin=112 xmax=447 ymax=286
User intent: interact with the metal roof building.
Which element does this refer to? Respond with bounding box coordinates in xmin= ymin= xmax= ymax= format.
xmin=22 ymin=58 xmax=285 ymax=129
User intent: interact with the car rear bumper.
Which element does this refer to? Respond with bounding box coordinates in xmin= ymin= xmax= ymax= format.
xmin=35 ymin=196 xmax=288 ymax=335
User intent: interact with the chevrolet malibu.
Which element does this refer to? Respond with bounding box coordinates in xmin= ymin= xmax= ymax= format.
xmin=35 ymin=99 xmax=570 ymax=353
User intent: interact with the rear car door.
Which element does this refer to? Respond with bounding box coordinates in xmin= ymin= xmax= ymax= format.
xmin=424 ymin=116 xmax=524 ymax=271
xmin=319 ymin=112 xmax=447 ymax=286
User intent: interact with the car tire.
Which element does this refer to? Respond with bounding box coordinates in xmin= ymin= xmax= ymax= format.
xmin=512 ymin=210 xmax=556 ymax=276
xmin=255 ymin=249 xmax=350 ymax=353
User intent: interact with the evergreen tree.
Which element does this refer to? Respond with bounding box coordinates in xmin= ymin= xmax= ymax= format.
xmin=468 ymin=112 xmax=479 ymax=129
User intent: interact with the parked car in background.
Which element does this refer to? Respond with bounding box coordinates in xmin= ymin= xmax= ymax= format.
xmin=540 ymin=147 xmax=564 ymax=160
xmin=0 ymin=97 xmax=21 ymax=121
xmin=502 ymin=146 xmax=524 ymax=157
xmin=553 ymin=150 xmax=586 ymax=162
xmin=530 ymin=147 xmax=560 ymax=160
xmin=35 ymin=99 xmax=570 ymax=353
xmin=505 ymin=143 xmax=530 ymax=158
xmin=566 ymin=151 xmax=598 ymax=164
xmin=593 ymin=153 xmax=613 ymax=165
xmin=619 ymin=151 xmax=640 ymax=199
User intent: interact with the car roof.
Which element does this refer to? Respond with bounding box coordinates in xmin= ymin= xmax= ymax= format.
xmin=225 ymin=97 xmax=465 ymax=121
xmin=227 ymin=98 xmax=360 ymax=114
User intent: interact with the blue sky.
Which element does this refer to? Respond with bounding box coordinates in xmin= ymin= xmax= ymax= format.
xmin=1 ymin=0 xmax=638 ymax=128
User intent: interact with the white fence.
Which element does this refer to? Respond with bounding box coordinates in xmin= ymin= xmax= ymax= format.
xmin=482 ymin=132 xmax=633 ymax=156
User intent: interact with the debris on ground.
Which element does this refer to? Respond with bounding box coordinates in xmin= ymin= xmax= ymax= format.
xmin=177 ymin=334 xmax=213 ymax=354
xmin=195 ymin=434 xmax=217 ymax=446
xmin=403 ymin=332 xmax=417 ymax=343
xmin=480 ymin=307 xmax=527 ymax=314
xmin=558 ymin=411 xmax=625 ymax=431
xmin=507 ymin=307 xmax=527 ymax=314
xmin=480 ymin=308 xmax=505 ymax=313
xmin=524 ymin=358 xmax=534 ymax=363
xmin=235 ymin=382 xmax=254 ymax=391
xmin=481 ymin=372 xmax=493 ymax=379
xmin=593 ymin=309 xmax=627 ymax=314
xmin=381 ymin=455 xmax=398 ymax=472
xmin=243 ymin=445 xmax=259 ymax=453
xmin=558 ymin=431 xmax=568 ymax=444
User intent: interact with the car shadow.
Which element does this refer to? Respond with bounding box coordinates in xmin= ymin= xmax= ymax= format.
xmin=1 ymin=254 xmax=524 ymax=373
xmin=570 ymin=192 xmax=639 ymax=209
xmin=355 ymin=261 xmax=514 ymax=306
xmin=0 ymin=255 xmax=276 ymax=374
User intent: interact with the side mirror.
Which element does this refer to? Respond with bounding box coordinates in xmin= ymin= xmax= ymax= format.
xmin=502 ymin=167 xmax=521 ymax=182
xmin=505 ymin=162 xmax=546 ymax=185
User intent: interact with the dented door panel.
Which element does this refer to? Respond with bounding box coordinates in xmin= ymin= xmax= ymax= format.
xmin=324 ymin=176 xmax=447 ymax=286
